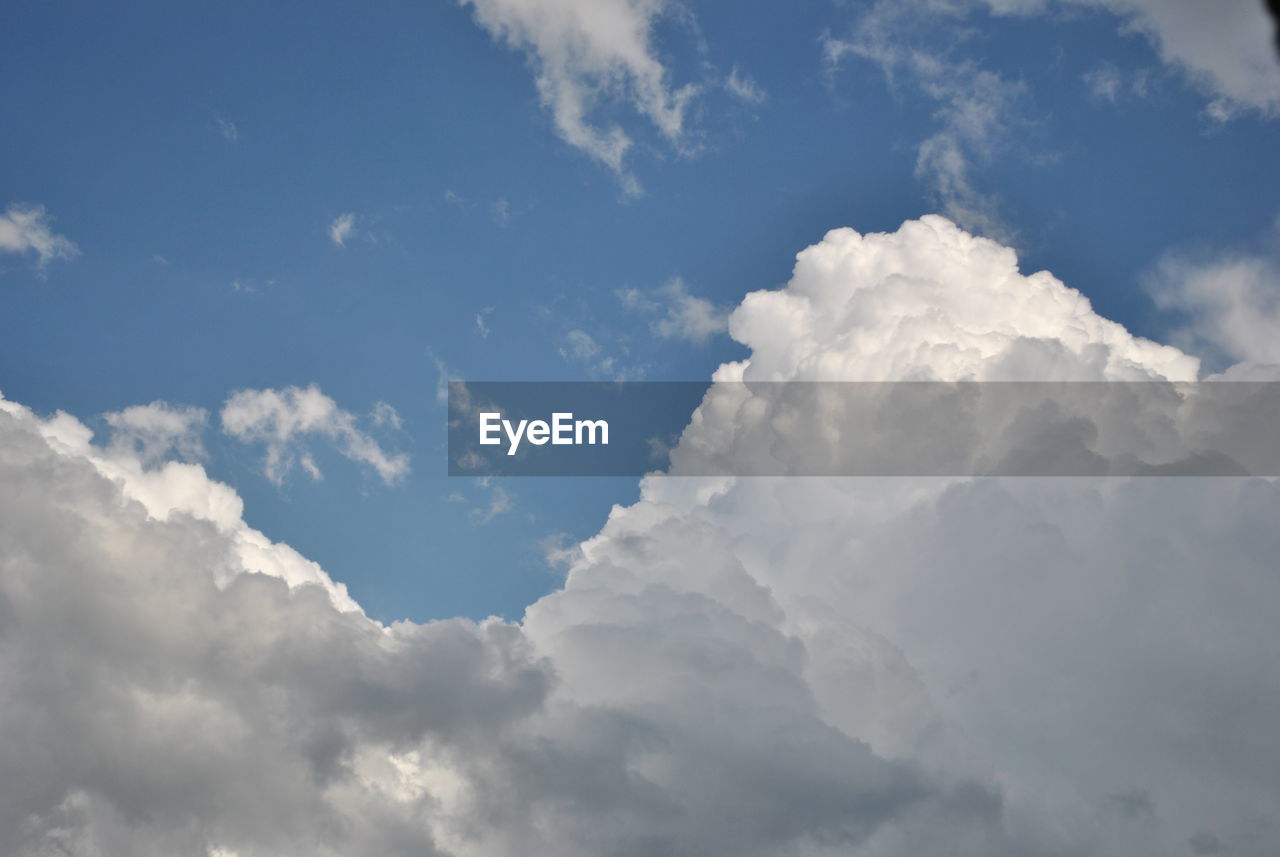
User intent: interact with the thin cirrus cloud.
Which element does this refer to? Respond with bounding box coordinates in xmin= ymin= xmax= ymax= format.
xmin=220 ymin=384 xmax=409 ymax=486
xmin=0 ymin=203 xmax=80 ymax=269
xmin=3 ymin=217 xmax=1279 ymax=855
xmin=457 ymin=0 xmax=699 ymax=194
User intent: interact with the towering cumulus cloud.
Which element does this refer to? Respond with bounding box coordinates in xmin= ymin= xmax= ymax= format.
xmin=3 ymin=217 xmax=1278 ymax=856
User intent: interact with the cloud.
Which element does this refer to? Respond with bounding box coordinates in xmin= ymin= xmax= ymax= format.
xmin=457 ymin=0 xmax=699 ymax=193
xmin=104 ymin=401 xmax=208 ymax=465
xmin=215 ymin=117 xmax=239 ymax=142
xmin=1082 ymin=61 xmax=1152 ymax=102
xmin=824 ymin=5 xmax=1028 ymax=241
xmin=220 ymin=385 xmax=409 ymax=486
xmin=977 ymin=0 xmax=1280 ymax=117
xmin=620 ymin=277 xmax=729 ymax=345
xmin=558 ymin=328 xmax=646 ymax=379
xmin=490 ymin=198 xmax=511 ymax=226
xmin=470 ymin=477 xmax=514 ymax=524
xmin=329 ymin=212 xmax=357 ymax=246
xmin=826 ymin=0 xmax=1278 ymax=238
xmin=475 ymin=307 xmax=494 ymax=339
xmin=725 ymin=66 xmax=766 ymax=104
xmin=1063 ymin=0 xmax=1280 ymax=119
xmin=0 ymin=203 xmax=80 ymax=269
xmin=4 ymin=218 xmax=1280 ymax=856
xmin=1146 ymin=233 xmax=1280 ymax=371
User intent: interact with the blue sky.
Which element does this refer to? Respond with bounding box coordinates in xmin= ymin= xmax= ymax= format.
xmin=3 ymin=0 xmax=1278 ymax=624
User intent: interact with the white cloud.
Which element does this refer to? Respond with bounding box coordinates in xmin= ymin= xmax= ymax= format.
xmin=215 ymin=117 xmax=239 ymax=142
xmin=5 ymin=218 xmax=1280 ymax=856
xmin=470 ymin=477 xmax=514 ymax=524
xmin=621 ymin=277 xmax=729 ymax=345
xmin=443 ymin=189 xmax=470 ymax=210
xmin=329 ymin=212 xmax=357 ymax=246
xmin=824 ymin=6 xmax=1027 ymax=241
xmin=490 ymin=198 xmax=511 ymax=226
xmin=104 ymin=401 xmax=208 ymax=465
xmin=220 ymin=385 xmax=409 ymax=486
xmin=475 ymin=306 xmax=494 ymax=339
xmin=0 ymin=203 xmax=80 ymax=269
xmin=458 ymin=0 xmax=699 ymax=193
xmin=1081 ymin=61 xmax=1153 ymax=102
xmin=558 ymin=328 xmax=646 ymax=379
xmin=725 ymin=66 xmax=766 ymax=104
xmin=1065 ymin=0 xmax=1280 ymax=119
xmin=561 ymin=327 xmax=600 ymax=361
xmin=826 ymin=0 xmax=1278 ymax=237
xmin=1147 ymin=234 xmax=1280 ymax=371
xmin=977 ymin=0 xmax=1280 ymax=117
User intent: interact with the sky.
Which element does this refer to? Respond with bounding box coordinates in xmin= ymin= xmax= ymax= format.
xmin=2 ymin=2 xmax=1280 ymax=856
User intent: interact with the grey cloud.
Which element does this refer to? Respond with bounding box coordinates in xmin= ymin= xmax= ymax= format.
xmin=5 ymin=217 xmax=1280 ymax=857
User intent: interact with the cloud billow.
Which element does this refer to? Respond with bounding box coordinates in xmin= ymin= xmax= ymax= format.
xmin=2 ymin=217 xmax=1280 ymax=856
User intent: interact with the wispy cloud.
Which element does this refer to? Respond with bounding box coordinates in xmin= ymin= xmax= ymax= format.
xmin=619 ymin=277 xmax=728 ymax=345
xmin=490 ymin=198 xmax=511 ymax=227
xmin=215 ymin=117 xmax=239 ymax=142
xmin=104 ymin=401 xmax=208 ymax=466
xmin=458 ymin=0 xmax=700 ymax=194
xmin=470 ymin=477 xmax=514 ymax=524
xmin=558 ymin=328 xmax=646 ymax=380
xmin=0 ymin=203 xmax=79 ymax=270
xmin=725 ymin=66 xmax=766 ymax=105
xmin=328 ymin=212 xmax=357 ymax=246
xmin=220 ymin=384 xmax=409 ymax=485
xmin=476 ymin=307 xmax=494 ymax=339
xmin=824 ymin=2 xmax=1028 ymax=242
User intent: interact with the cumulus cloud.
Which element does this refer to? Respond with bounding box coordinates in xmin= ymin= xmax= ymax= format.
xmin=0 ymin=203 xmax=80 ymax=269
xmin=457 ymin=0 xmax=699 ymax=193
xmin=4 ymin=217 xmax=1280 ymax=856
xmin=328 ymin=212 xmax=357 ymax=246
xmin=620 ymin=277 xmax=729 ymax=345
xmin=220 ymin=385 xmax=409 ymax=485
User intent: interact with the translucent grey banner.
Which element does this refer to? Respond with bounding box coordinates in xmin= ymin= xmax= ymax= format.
xmin=447 ymin=381 xmax=1280 ymax=477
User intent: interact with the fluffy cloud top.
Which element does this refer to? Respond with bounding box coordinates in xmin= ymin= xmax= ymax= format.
xmin=3 ymin=217 xmax=1279 ymax=856
xmin=458 ymin=0 xmax=698 ymax=192
xmin=0 ymin=203 xmax=79 ymax=268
